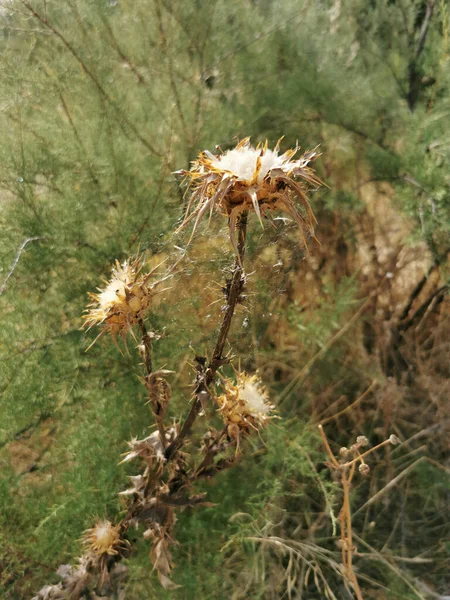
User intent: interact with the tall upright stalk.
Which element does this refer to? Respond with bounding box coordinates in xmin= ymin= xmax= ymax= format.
xmin=165 ymin=211 xmax=248 ymax=459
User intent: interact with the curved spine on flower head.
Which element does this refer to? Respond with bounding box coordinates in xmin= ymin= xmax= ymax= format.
xmin=216 ymin=371 xmax=276 ymax=440
xmin=176 ymin=137 xmax=323 ymax=254
xmin=82 ymin=254 xmax=171 ymax=349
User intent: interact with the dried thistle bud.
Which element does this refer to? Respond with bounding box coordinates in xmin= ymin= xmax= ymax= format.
xmin=359 ymin=463 xmax=370 ymax=476
xmin=82 ymin=520 xmax=128 ymax=557
xmin=176 ymin=138 xmax=323 ymax=253
xmin=216 ymin=372 xmax=276 ymax=434
xmin=339 ymin=447 xmax=350 ymax=457
xmin=356 ymin=435 xmax=369 ymax=447
xmin=389 ymin=434 xmax=401 ymax=445
xmin=83 ymin=255 xmax=169 ymax=347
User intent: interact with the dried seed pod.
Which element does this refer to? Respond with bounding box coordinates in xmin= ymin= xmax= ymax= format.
xmin=359 ymin=463 xmax=370 ymax=476
xmin=356 ymin=435 xmax=369 ymax=447
xmin=176 ymin=138 xmax=323 ymax=253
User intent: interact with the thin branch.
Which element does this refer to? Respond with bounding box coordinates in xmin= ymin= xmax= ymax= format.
xmin=137 ymin=319 xmax=166 ymax=446
xmin=58 ymin=91 xmax=100 ymax=187
xmin=20 ymin=1 xmax=162 ymax=157
xmin=318 ymin=380 xmax=378 ymax=426
xmin=100 ymin=15 xmax=145 ymax=84
xmin=154 ymin=0 xmax=189 ymax=147
xmin=354 ymin=456 xmax=427 ymax=516
xmin=0 ymin=237 xmax=44 ymax=297
xmin=416 ymin=0 xmax=437 ymax=61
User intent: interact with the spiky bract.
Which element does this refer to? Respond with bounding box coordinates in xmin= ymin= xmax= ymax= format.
xmin=177 ymin=137 xmax=322 ymax=252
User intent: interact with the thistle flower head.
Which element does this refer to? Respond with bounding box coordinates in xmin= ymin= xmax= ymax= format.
xmin=82 ymin=520 xmax=128 ymax=557
xmin=177 ymin=137 xmax=323 ymax=253
xmin=216 ymin=372 xmax=275 ymax=434
xmin=83 ymin=254 xmax=168 ymax=347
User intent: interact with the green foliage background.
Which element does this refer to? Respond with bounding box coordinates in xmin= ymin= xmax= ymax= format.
xmin=0 ymin=0 xmax=449 ymax=598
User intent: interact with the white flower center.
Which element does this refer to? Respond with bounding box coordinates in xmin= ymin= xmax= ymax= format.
xmin=94 ymin=523 xmax=114 ymax=550
xmin=239 ymin=382 xmax=270 ymax=415
xmin=97 ymin=262 xmax=135 ymax=308
xmin=99 ymin=279 xmax=126 ymax=306
xmin=211 ymin=148 xmax=282 ymax=184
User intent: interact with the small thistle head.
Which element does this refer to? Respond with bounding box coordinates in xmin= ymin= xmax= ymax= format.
xmin=216 ymin=372 xmax=275 ymax=435
xmin=176 ymin=137 xmax=323 ymax=253
xmin=82 ymin=520 xmax=128 ymax=557
xmin=83 ymin=254 xmax=168 ymax=347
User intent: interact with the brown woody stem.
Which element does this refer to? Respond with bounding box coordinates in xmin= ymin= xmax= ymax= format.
xmin=165 ymin=212 xmax=248 ymax=460
xmin=212 ymin=211 xmax=248 ymax=362
xmin=138 ymin=319 xmax=166 ymax=446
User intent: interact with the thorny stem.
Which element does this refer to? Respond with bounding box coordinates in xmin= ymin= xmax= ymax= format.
xmin=165 ymin=212 xmax=248 ymax=460
xmin=138 ymin=319 xmax=153 ymax=373
xmin=212 ymin=211 xmax=248 ymax=361
xmin=137 ymin=319 xmax=166 ymax=447
xmin=191 ymin=426 xmax=230 ymax=479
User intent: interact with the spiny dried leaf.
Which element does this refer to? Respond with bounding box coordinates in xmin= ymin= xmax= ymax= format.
xmin=119 ymin=427 xmax=177 ymax=466
xmin=148 ymin=526 xmax=181 ymax=590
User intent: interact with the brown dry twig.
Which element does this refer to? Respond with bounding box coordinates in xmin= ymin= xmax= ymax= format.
xmin=318 ymin=424 xmax=401 ymax=600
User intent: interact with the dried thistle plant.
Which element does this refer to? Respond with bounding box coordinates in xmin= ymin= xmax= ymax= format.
xmin=33 ymin=136 xmax=322 ymax=599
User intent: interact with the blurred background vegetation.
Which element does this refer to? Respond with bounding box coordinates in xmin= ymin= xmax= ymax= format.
xmin=0 ymin=0 xmax=449 ymax=598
